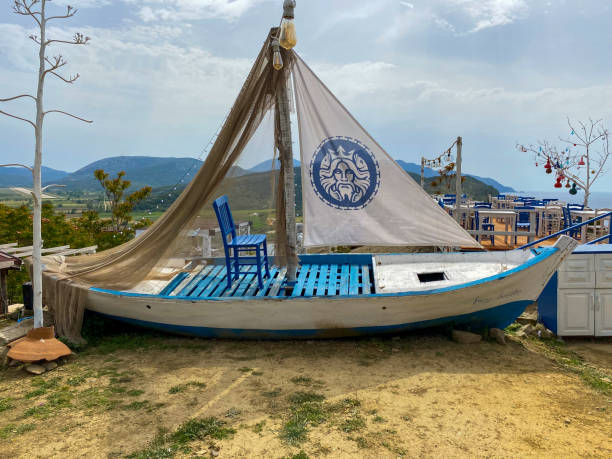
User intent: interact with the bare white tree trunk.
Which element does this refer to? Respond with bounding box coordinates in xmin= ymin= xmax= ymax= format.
xmin=32 ymin=0 xmax=47 ymax=328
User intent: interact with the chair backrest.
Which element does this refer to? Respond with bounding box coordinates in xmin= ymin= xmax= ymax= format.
xmin=517 ymin=206 xmax=534 ymax=223
xmin=474 ymin=203 xmax=491 ymax=208
xmin=212 ymin=195 xmax=236 ymax=246
xmin=561 ymin=206 xmax=571 ymax=228
xmin=567 ymin=203 xmax=584 ymax=210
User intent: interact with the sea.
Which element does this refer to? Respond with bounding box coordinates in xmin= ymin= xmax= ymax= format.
xmin=515 ymin=190 xmax=612 ymax=209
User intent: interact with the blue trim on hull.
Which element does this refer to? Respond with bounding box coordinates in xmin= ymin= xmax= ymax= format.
xmin=96 ymin=300 xmax=532 ymax=340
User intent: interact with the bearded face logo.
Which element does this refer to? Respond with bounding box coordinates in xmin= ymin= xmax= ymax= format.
xmin=310 ymin=137 xmax=380 ymax=210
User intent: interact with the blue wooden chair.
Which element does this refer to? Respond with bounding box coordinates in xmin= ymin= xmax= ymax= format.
xmin=562 ymin=206 xmax=580 ymax=239
xmin=213 ymin=195 xmax=270 ymax=290
xmin=515 ymin=206 xmax=537 ymax=243
xmin=474 ymin=210 xmax=495 ymax=245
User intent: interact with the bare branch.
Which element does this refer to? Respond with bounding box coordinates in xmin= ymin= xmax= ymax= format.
xmin=44 ymin=55 xmax=67 ymax=72
xmin=0 ymin=163 xmax=33 ymax=172
xmin=29 ymin=34 xmax=41 ymax=44
xmin=13 ymin=0 xmax=42 ymax=26
xmin=46 ymin=5 xmax=77 ymax=22
xmin=0 ymin=110 xmax=35 ymax=128
xmin=49 ymin=71 xmax=79 ymax=84
xmin=47 ymin=33 xmax=90 ymax=48
xmin=0 ymin=94 xmax=37 ymax=103
xmin=43 ymin=109 xmax=92 ymax=123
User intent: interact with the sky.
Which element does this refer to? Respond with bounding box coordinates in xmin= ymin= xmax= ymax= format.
xmin=1 ymin=0 xmax=612 ymax=191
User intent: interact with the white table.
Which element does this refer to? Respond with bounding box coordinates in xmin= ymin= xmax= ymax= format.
xmin=571 ymin=210 xmax=610 ymax=242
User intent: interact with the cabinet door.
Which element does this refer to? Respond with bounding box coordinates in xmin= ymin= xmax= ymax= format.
xmin=557 ymin=289 xmax=594 ymax=336
xmin=595 ymin=255 xmax=612 ymax=288
xmin=595 ymin=290 xmax=612 ymax=336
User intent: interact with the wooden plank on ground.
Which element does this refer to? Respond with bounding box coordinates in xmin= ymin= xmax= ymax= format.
xmin=349 ymin=265 xmax=359 ymax=295
xmin=361 ymin=265 xmax=371 ymax=294
xmin=268 ymin=267 xmax=287 ymax=297
xmin=192 ymin=265 xmax=224 ymax=297
xmin=291 ymin=265 xmax=311 ymax=297
xmin=339 ymin=264 xmax=350 ymax=295
xmin=304 ymin=265 xmax=319 ymax=296
xmin=0 ymin=243 xmax=17 ymax=250
xmin=327 ymin=264 xmax=338 ymax=296
xmin=254 ymin=267 xmax=279 ymax=297
xmin=316 ymin=265 xmax=328 ymax=296
xmin=0 ymin=318 xmax=33 ymax=345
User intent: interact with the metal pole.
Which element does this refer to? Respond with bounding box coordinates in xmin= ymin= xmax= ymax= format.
xmin=420 ymin=157 xmax=425 ymax=188
xmin=277 ymin=68 xmax=298 ymax=285
xmin=455 ymin=136 xmax=462 ymax=207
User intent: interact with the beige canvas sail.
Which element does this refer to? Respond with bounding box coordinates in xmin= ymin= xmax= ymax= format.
xmin=292 ymin=55 xmax=481 ymax=248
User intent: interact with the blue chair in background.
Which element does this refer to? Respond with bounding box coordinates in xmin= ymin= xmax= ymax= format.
xmin=474 ymin=210 xmax=495 ymax=245
xmin=213 ymin=195 xmax=270 ymax=289
xmin=562 ymin=206 xmax=580 ymax=239
xmin=515 ymin=206 xmax=536 ymax=243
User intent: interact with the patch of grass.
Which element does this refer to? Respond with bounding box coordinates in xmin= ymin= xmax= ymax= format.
xmin=123 ymin=401 xmax=149 ymax=410
xmin=23 ymin=404 xmax=51 ymax=419
xmin=0 ymin=397 xmax=14 ymax=413
xmin=46 ymin=389 xmax=73 ymax=408
xmin=505 ymin=322 xmax=522 ymax=334
xmin=251 ymin=420 xmax=266 ymax=433
xmin=170 ymin=417 xmax=235 ymax=445
xmin=77 ymin=387 xmax=120 ymax=410
xmin=109 ymin=386 xmax=127 ymax=394
xmin=127 ymin=389 xmax=145 ymax=397
xmin=25 ymin=377 xmax=61 ymax=398
xmin=284 ymin=451 xmax=310 ymax=459
xmin=168 ymin=381 xmax=206 ymax=394
xmin=372 ymin=415 xmax=387 ymax=423
xmin=66 ymin=375 xmax=87 ymax=387
xmin=0 ymin=423 xmax=36 ymax=439
xmin=263 ymin=388 xmax=281 ymax=398
xmin=281 ymin=392 xmax=327 ymax=445
xmin=532 ymin=338 xmax=611 ymax=396
xmin=340 ymin=415 xmax=366 ymax=433
xmin=168 ymin=385 xmax=186 ymax=394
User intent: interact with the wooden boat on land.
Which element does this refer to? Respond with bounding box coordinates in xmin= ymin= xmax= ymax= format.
xmin=42 ymin=31 xmax=578 ymax=341
xmin=85 ymin=237 xmax=576 ymax=338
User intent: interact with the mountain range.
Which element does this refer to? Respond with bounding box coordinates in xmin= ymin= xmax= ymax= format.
xmin=0 ymin=155 xmax=514 ymax=193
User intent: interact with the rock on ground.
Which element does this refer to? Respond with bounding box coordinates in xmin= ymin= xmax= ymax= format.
xmin=452 ymin=330 xmax=482 ymax=344
xmin=42 ymin=361 xmax=58 ymax=371
xmin=25 ymin=364 xmax=46 ymax=375
xmin=489 ymin=328 xmax=506 ymax=345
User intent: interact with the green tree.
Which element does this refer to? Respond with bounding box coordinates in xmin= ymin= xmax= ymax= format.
xmin=94 ymin=169 xmax=152 ymax=232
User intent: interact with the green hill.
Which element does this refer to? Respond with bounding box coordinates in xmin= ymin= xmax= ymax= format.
xmin=136 ymin=167 xmax=497 ymax=214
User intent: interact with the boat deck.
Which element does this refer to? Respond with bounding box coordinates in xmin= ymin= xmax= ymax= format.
xmin=159 ymin=262 xmax=374 ymax=299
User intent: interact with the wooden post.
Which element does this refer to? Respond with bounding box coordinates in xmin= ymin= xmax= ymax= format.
xmin=277 ymin=64 xmax=298 ymax=285
xmin=0 ymin=269 xmax=8 ymax=315
xmin=420 ymin=157 xmax=425 ymax=188
xmin=455 ymin=136 xmax=463 ymax=209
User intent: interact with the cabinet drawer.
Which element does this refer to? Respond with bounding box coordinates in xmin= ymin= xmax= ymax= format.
xmin=559 ymin=255 xmax=594 ymax=272
xmin=558 ymin=270 xmax=595 ymax=289
xmin=596 ymin=255 xmax=612 ymax=288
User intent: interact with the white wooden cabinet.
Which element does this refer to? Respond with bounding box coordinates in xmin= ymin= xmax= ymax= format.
xmin=556 ymin=249 xmax=612 ymax=336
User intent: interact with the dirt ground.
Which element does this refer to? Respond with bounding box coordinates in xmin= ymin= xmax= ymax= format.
xmin=1 ymin=325 xmax=611 ymax=459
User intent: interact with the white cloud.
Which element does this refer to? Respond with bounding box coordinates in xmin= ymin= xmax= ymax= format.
xmin=452 ymin=0 xmax=528 ymax=33
xmin=126 ymin=0 xmax=268 ymax=22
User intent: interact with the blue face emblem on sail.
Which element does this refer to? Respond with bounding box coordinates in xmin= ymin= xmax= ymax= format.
xmin=309 ymin=136 xmax=380 ymax=210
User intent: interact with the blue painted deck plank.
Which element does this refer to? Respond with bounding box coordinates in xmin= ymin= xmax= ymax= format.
xmin=223 ymin=267 xmax=250 ymax=297
xmin=339 ymin=264 xmax=350 ymax=295
xmin=327 ymin=264 xmax=338 ymax=296
xmin=234 ymin=273 xmax=257 ymax=297
xmin=191 ymin=265 xmax=224 ymax=297
xmin=291 ymin=264 xmax=311 ymax=297
xmin=268 ymin=267 xmax=288 ymax=297
xmin=304 ymin=265 xmax=319 ymax=296
xmin=199 ymin=267 xmax=228 ymax=297
xmin=349 ymin=265 xmax=359 ymax=295
xmin=178 ymin=265 xmax=212 ymax=296
xmin=316 ymin=264 xmax=328 ymax=296
xmin=256 ymin=267 xmax=280 ymax=297
xmin=361 ymin=265 xmax=371 ymax=294
xmin=160 ymin=272 xmax=188 ymax=296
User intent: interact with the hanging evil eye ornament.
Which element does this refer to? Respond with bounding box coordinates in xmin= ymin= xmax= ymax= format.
xmin=569 ymin=182 xmax=578 ymax=195
xmin=554 ymin=176 xmax=563 ymax=188
xmin=565 ymin=179 xmax=571 ymax=188
xmin=571 ymin=130 xmax=574 ymax=135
